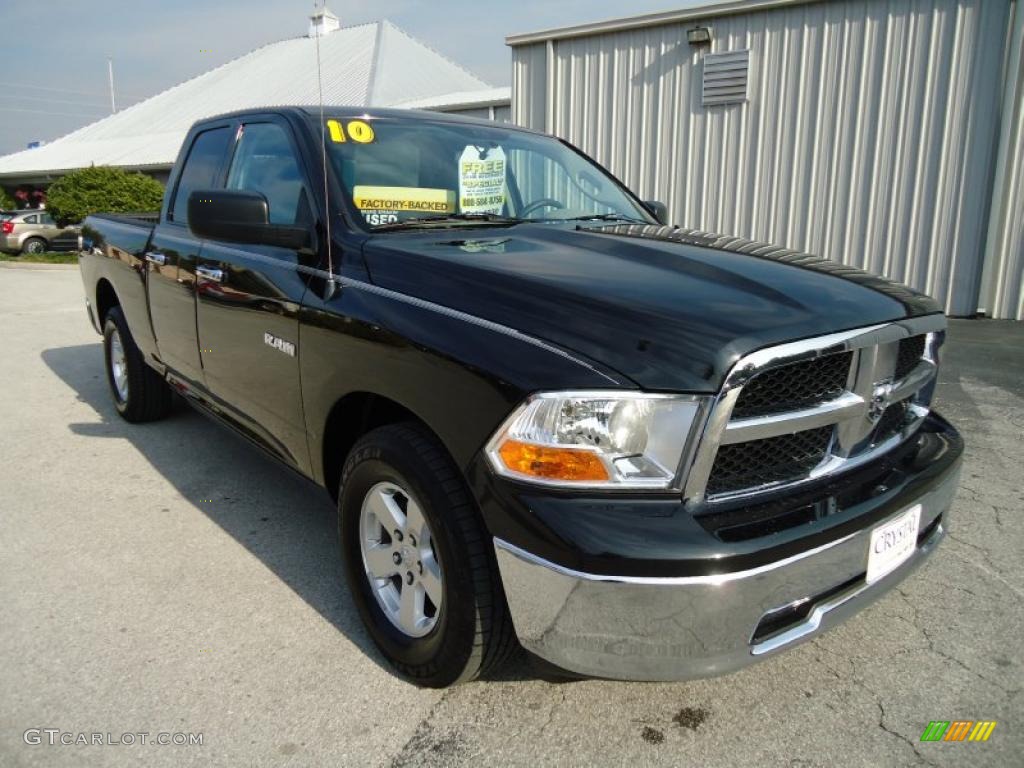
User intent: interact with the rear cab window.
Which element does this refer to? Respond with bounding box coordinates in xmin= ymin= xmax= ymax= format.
xmin=170 ymin=126 xmax=233 ymax=225
xmin=226 ymin=122 xmax=310 ymax=227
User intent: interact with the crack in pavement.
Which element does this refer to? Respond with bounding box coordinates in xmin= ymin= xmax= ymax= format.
xmin=811 ymin=643 xmax=941 ymax=767
xmin=874 ymin=698 xmax=940 ymax=768
xmin=387 ymin=688 xmax=457 ymax=768
xmin=537 ymin=687 xmax=567 ymax=738
xmin=947 ymin=532 xmax=1000 ymax=568
xmin=942 ymin=545 xmax=1024 ymax=601
xmin=893 ymin=587 xmax=1021 ymax=695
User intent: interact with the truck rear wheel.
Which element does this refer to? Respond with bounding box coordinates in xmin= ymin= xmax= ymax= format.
xmin=103 ymin=306 xmax=172 ymax=423
xmin=338 ymin=422 xmax=518 ymax=687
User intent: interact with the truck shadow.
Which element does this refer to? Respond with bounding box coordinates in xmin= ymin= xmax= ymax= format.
xmin=41 ymin=342 xmax=537 ymax=683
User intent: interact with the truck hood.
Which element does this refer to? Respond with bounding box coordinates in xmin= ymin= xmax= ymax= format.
xmin=362 ymin=223 xmax=941 ymax=392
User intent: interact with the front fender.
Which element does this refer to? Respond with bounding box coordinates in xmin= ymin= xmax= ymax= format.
xmin=298 ymin=279 xmax=633 ymax=484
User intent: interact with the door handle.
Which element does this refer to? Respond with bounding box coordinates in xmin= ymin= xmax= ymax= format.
xmin=145 ymin=251 xmax=166 ymax=266
xmin=196 ymin=265 xmax=225 ymax=283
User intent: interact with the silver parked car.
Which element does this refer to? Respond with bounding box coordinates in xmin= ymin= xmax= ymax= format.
xmin=0 ymin=210 xmax=78 ymax=255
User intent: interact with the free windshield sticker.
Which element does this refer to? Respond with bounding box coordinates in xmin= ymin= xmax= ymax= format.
xmin=352 ymin=186 xmax=456 ymax=226
xmin=459 ymin=146 xmax=506 ymax=215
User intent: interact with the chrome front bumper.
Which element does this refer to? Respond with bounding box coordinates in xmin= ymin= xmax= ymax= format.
xmin=494 ymin=460 xmax=961 ymax=681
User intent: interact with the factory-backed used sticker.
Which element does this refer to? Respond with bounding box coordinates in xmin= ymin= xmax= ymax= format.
xmin=352 ymin=185 xmax=455 ymax=225
xmin=326 ymin=119 xmax=376 ymax=144
xmin=459 ymin=146 xmax=506 ymax=215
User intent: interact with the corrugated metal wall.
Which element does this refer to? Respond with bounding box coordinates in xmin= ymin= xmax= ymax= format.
xmin=442 ymin=104 xmax=514 ymax=122
xmin=511 ymin=0 xmax=1017 ymax=317
xmin=980 ymin=1 xmax=1023 ymax=319
xmin=512 ymin=42 xmax=549 ymax=131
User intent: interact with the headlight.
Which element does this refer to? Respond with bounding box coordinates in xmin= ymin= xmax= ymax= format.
xmin=485 ymin=391 xmax=705 ymax=489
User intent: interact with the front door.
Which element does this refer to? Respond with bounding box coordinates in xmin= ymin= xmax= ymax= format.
xmin=195 ymin=119 xmax=314 ymax=473
xmin=146 ymin=124 xmax=233 ymax=385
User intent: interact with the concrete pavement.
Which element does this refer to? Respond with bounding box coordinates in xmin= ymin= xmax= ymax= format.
xmin=1 ymin=267 xmax=1020 ymax=767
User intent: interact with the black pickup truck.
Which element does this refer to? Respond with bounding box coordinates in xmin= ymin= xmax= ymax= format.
xmin=78 ymin=107 xmax=962 ymax=687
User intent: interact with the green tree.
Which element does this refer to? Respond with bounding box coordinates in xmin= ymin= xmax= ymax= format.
xmin=45 ymin=166 xmax=165 ymax=224
xmin=0 ymin=187 xmax=13 ymax=210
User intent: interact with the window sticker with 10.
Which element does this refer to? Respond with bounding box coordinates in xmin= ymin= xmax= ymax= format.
xmin=326 ymin=119 xmax=375 ymax=144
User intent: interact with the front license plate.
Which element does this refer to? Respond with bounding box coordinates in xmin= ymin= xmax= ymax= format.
xmin=866 ymin=505 xmax=921 ymax=584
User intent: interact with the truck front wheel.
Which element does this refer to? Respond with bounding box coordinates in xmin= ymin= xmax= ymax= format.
xmin=338 ymin=422 xmax=517 ymax=687
xmin=102 ymin=306 xmax=172 ymax=423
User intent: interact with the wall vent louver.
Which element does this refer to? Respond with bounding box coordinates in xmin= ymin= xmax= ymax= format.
xmin=702 ymin=50 xmax=749 ymax=106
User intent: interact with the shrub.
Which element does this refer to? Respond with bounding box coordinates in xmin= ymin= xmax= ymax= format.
xmin=0 ymin=187 xmax=13 ymax=210
xmin=45 ymin=166 xmax=165 ymax=225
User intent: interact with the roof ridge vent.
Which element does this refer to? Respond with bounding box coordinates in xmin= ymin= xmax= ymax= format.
xmin=309 ymin=6 xmax=341 ymax=37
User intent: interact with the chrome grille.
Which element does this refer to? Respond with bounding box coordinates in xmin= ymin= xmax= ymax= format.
xmin=873 ymin=398 xmax=912 ymax=443
xmin=684 ymin=316 xmax=946 ymax=505
xmin=732 ymin=351 xmax=853 ymax=418
xmin=705 ymin=427 xmax=833 ymax=496
xmin=895 ymin=335 xmax=926 ymax=380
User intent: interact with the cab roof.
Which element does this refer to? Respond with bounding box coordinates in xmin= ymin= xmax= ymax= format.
xmin=194 ymin=106 xmax=542 ymax=136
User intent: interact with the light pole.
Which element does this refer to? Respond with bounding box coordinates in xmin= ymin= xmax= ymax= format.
xmin=107 ymin=57 xmax=116 ymax=113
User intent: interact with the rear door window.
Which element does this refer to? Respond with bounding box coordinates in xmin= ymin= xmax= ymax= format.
xmin=170 ymin=126 xmax=232 ymax=225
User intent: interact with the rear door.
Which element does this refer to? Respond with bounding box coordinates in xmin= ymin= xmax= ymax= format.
xmin=146 ymin=123 xmax=233 ymax=386
xmin=38 ymin=212 xmax=77 ymax=251
xmin=15 ymin=214 xmax=47 ymax=252
xmin=17 ymin=214 xmax=38 ymax=243
xmin=195 ymin=117 xmax=314 ymax=472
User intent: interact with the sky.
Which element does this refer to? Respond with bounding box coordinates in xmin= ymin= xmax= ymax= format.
xmin=0 ymin=0 xmax=701 ymax=155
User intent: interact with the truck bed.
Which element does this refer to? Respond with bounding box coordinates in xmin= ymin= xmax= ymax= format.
xmin=78 ymin=212 xmax=159 ymax=361
xmin=89 ymin=212 xmax=160 ymax=227
xmin=81 ymin=213 xmax=157 ymax=259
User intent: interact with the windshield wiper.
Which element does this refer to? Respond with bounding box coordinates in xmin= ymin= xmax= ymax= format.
xmin=373 ymin=213 xmax=524 ymax=232
xmin=559 ymin=213 xmax=652 ymax=224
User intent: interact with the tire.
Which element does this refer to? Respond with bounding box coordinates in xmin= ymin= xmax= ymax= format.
xmin=338 ymin=422 xmax=518 ymax=687
xmin=21 ymin=237 xmax=46 ymax=255
xmin=102 ymin=306 xmax=172 ymax=423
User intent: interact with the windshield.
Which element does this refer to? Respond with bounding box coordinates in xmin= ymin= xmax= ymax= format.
xmin=324 ymin=117 xmax=654 ymax=230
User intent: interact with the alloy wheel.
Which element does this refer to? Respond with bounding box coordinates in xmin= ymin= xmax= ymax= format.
xmin=359 ymin=481 xmax=443 ymax=638
xmin=109 ymin=329 xmax=129 ymax=403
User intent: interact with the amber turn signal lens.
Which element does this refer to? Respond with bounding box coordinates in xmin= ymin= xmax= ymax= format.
xmin=497 ymin=439 xmax=610 ymax=482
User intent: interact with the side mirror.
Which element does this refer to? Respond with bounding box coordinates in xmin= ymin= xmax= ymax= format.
xmin=187 ymin=189 xmax=310 ymax=250
xmin=643 ymin=200 xmax=668 ymax=225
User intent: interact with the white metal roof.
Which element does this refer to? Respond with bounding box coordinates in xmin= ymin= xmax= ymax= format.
xmin=0 ymin=20 xmax=496 ymax=179
xmin=390 ymin=87 xmax=512 ymax=111
xmin=506 ymin=0 xmax=810 ymax=45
